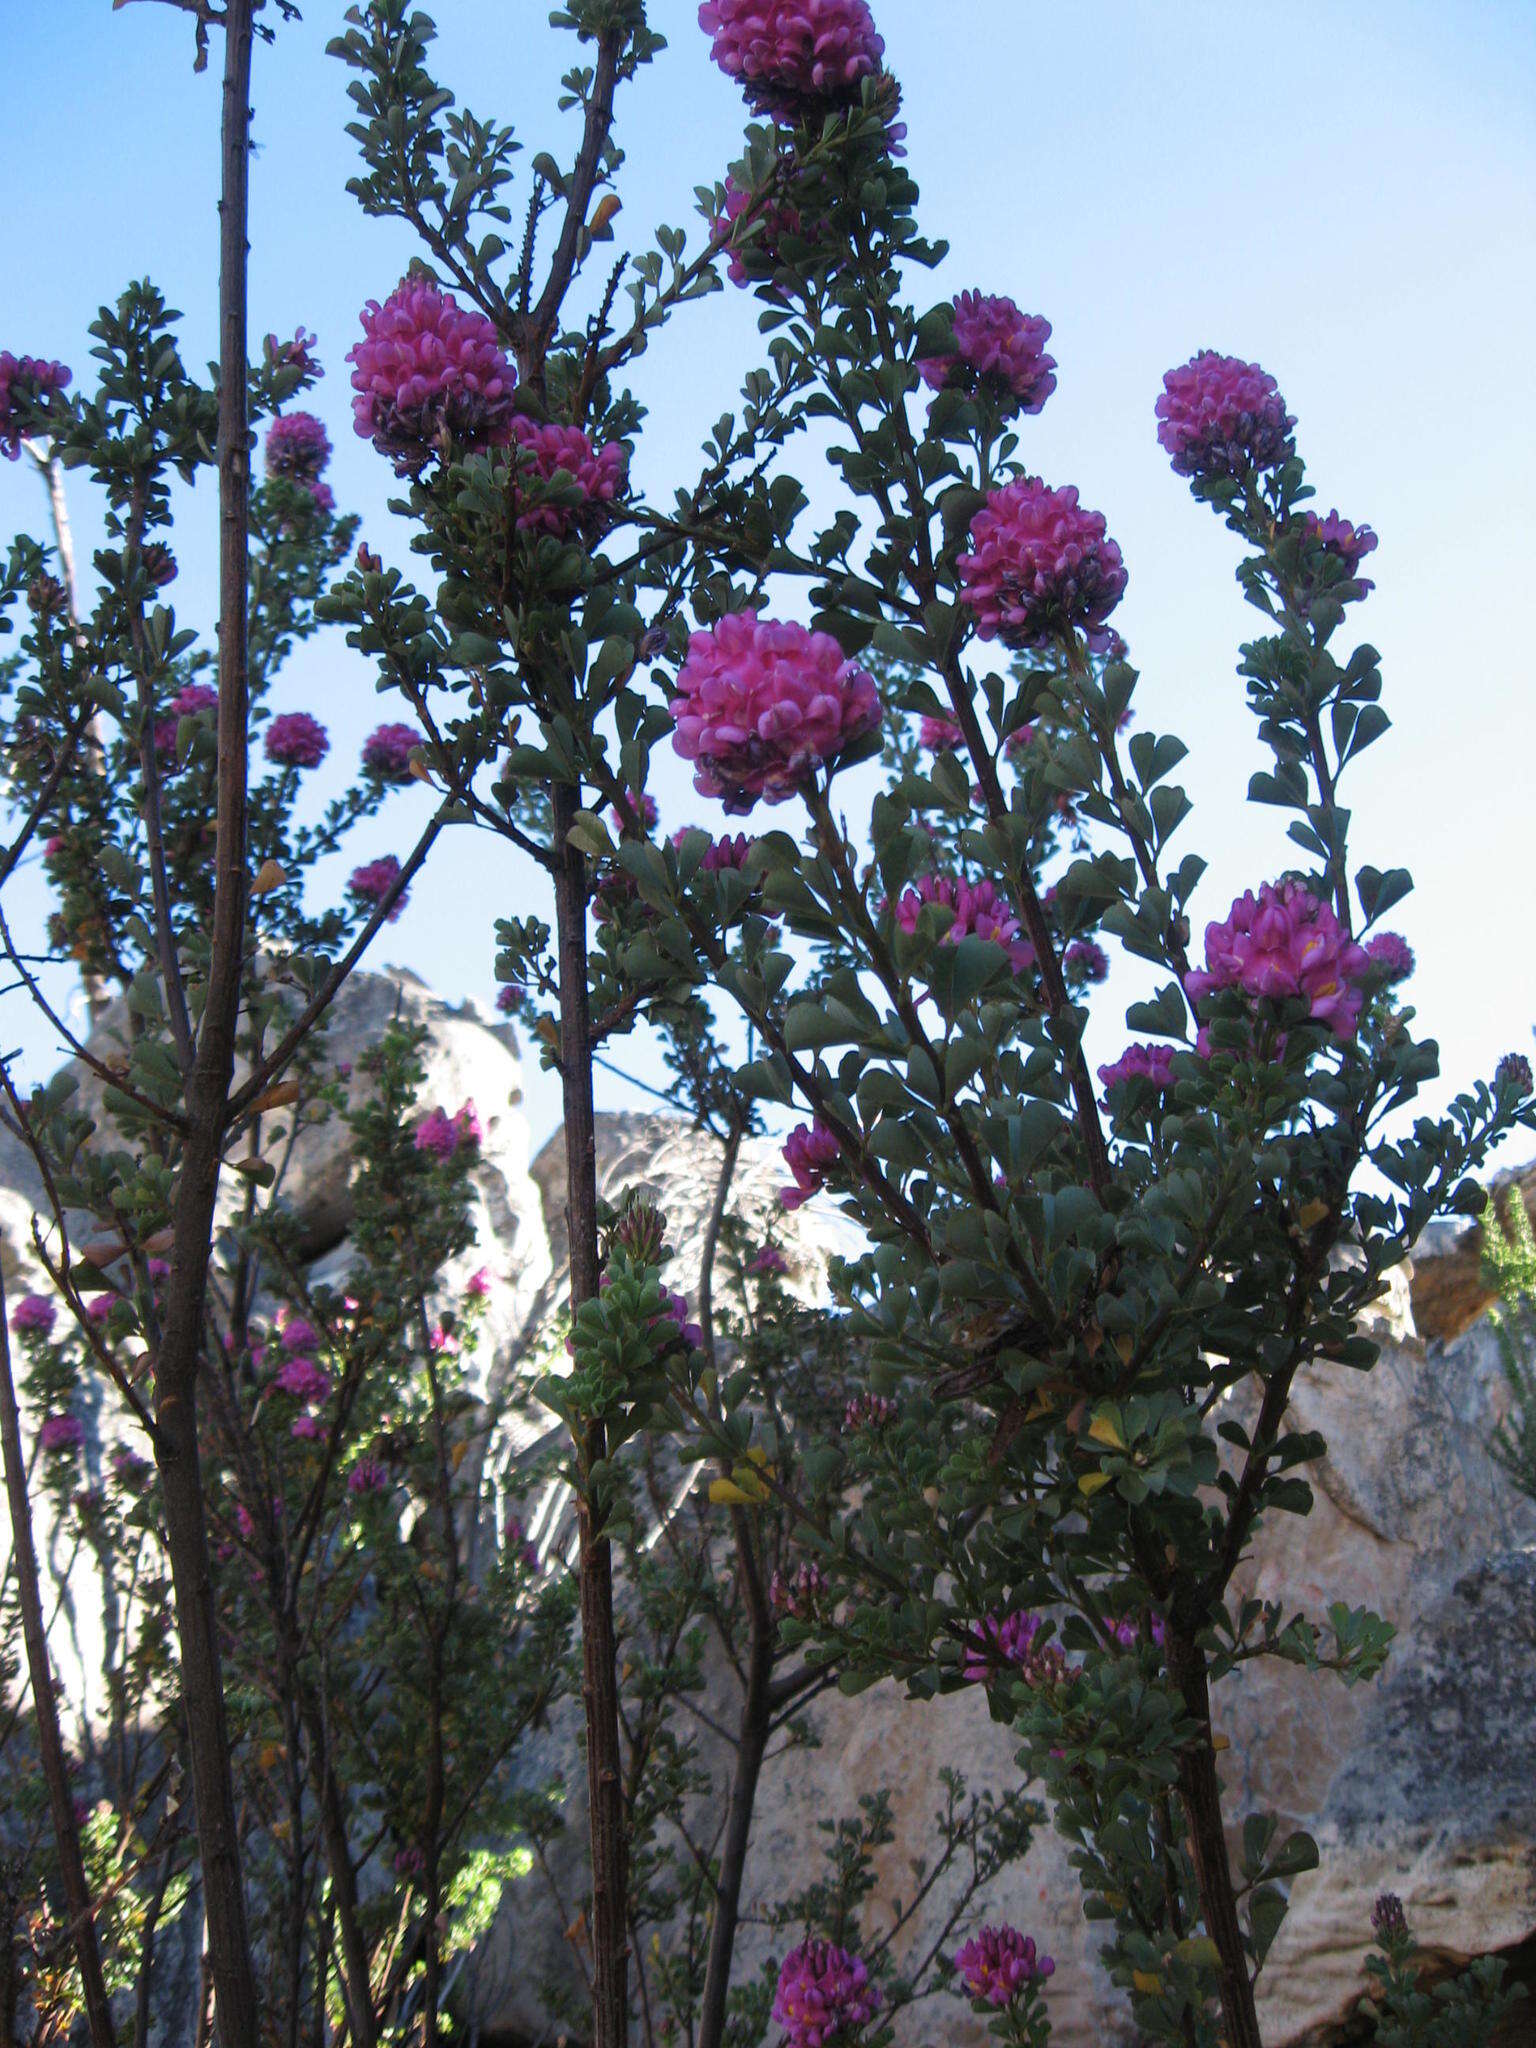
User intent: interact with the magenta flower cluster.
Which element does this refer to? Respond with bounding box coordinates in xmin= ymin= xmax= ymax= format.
xmin=918 ymin=713 xmax=966 ymax=752
xmin=264 ymin=712 xmax=329 ymax=770
xmin=1304 ymin=508 xmax=1378 ymax=589
xmin=958 ymin=479 xmax=1127 ymax=653
xmin=670 ymin=612 xmax=880 ymax=813
xmin=155 ymin=684 xmax=220 ymax=758
xmin=1098 ymin=1043 xmax=1177 ymax=1095
xmin=962 ymin=1609 xmax=1074 ymax=1689
xmin=1497 ymin=1053 xmax=1533 ymax=1096
xmin=954 ymin=1924 xmax=1054 ymax=2006
xmin=918 ymin=293 xmax=1056 ymax=415
xmin=40 ymin=1413 xmax=84 ymax=1456
xmin=750 ymin=1243 xmax=789 ymax=1277
xmin=414 ymin=1102 xmax=482 ymax=1161
xmin=1063 ymin=937 xmax=1109 ymax=984
xmin=275 ymin=1356 xmax=331 ymax=1404
xmin=700 ymin=0 xmax=885 ymax=118
xmin=510 ymin=416 xmax=628 ymax=536
xmin=1156 ymin=350 xmax=1295 ymax=481
xmin=12 ymin=1293 xmax=57 ymax=1337
xmin=711 ymin=174 xmax=816 ymax=287
xmin=348 ymin=279 xmax=516 ymax=471
xmin=708 ymin=832 xmax=757 ymax=875
xmin=1366 ymin=931 xmax=1414 ymax=982
xmin=349 ymin=855 xmax=407 ymax=922
xmin=844 ymin=1391 xmax=896 ymax=1431
xmin=895 ymin=872 xmax=1035 ymax=976
xmin=771 ymin=1938 xmax=881 ymax=2048
xmin=1186 ymin=880 xmax=1370 ymax=1041
xmin=0 ymin=352 xmax=71 ymax=459
xmin=347 ymin=1454 xmax=389 ymax=1496
xmin=770 ymin=1558 xmax=826 ymax=1617
xmin=264 ymin=411 xmax=334 ymax=512
xmin=611 ymin=789 xmax=659 ymax=836
xmin=362 ymin=722 xmax=419 ymax=782
xmin=781 ymin=1119 xmax=842 ymax=1210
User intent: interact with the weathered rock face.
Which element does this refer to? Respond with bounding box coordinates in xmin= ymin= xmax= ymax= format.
xmin=4 ymin=974 xmax=1535 ymax=2045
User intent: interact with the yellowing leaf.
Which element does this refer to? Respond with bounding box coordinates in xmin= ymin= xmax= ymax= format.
xmin=1298 ymin=1198 xmax=1330 ymax=1230
xmin=589 ymin=193 xmax=622 ymax=234
xmin=251 ymin=858 xmax=287 ymax=896
xmin=1132 ymin=1971 xmax=1164 ymax=1996
xmin=708 ymin=1477 xmax=760 ymax=1507
xmin=1078 ymin=1471 xmax=1113 ymax=1497
xmin=1088 ymin=1411 xmax=1126 ymax=1451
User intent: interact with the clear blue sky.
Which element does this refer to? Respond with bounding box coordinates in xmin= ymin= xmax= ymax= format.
xmin=3 ymin=1 xmax=1534 ymax=1156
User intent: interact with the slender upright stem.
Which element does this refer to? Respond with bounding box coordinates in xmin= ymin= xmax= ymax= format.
xmin=552 ymin=779 xmax=630 ymax=2048
xmin=0 ymin=1281 xmax=119 ymax=2048
xmin=149 ymin=5 xmax=262 ymax=2041
xmin=1165 ymin=1627 xmax=1264 ymax=2048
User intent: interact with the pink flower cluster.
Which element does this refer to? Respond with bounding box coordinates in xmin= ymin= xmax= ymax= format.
xmin=347 ymin=1454 xmax=389 ymax=1496
xmin=700 ymin=0 xmax=885 ymax=118
xmin=918 ymin=713 xmax=966 ymax=752
xmin=659 ymin=1287 xmax=705 ymax=1351
xmin=12 ymin=1293 xmax=57 ymax=1336
xmin=1365 ymin=931 xmax=1414 ymax=982
xmin=349 ymin=855 xmax=407 ymax=921
xmin=918 ymin=294 xmax=1056 ymax=415
xmin=496 ymin=983 xmax=525 ymax=1014
xmin=703 ymin=830 xmax=755 ymax=871
xmin=781 ymin=1119 xmax=842 ymax=1210
xmin=275 ymin=1356 xmax=331 ymax=1404
xmin=348 ymin=279 xmax=516 ymax=472
xmin=1303 ymin=508 xmax=1378 ymax=590
xmin=670 ymin=613 xmax=881 ymax=813
xmin=1186 ymin=880 xmax=1370 ymax=1041
xmin=0 ymin=352 xmax=71 ymax=459
xmin=1497 ymin=1053 xmax=1533 ymax=1096
xmin=962 ymin=1609 xmax=1074 ymax=1690
xmin=895 ymin=873 xmax=1035 ymax=975
xmin=154 ymin=683 xmax=220 ymax=758
xmin=958 ymin=480 xmax=1127 ymax=654
xmin=953 ymin=1925 xmax=1054 ymax=2006
xmin=611 ymin=789 xmax=659 ymax=837
xmin=843 ymin=1391 xmax=896 ymax=1431
xmin=1098 ymin=1043 xmax=1177 ymax=1095
xmin=265 ymin=328 xmax=320 ymax=377
xmin=711 ymin=174 xmax=817 ymax=288
xmin=264 ymin=411 xmax=334 ymax=513
xmin=771 ymin=1938 xmax=881 ymax=2048
xmin=771 ymin=1559 xmax=826 ymax=1618
xmin=1063 ymin=937 xmax=1108 ymax=985
xmin=414 ymin=1102 xmax=482 ymax=1160
xmin=751 ymin=1243 xmax=789 ymax=1276
xmin=362 ymin=722 xmax=419 ymax=782
xmin=510 ymin=416 xmax=628 ymax=536
xmin=40 ymin=1413 xmax=83 ymax=1455
xmin=264 ymin=711 xmax=329 ymax=770
xmin=1156 ymin=350 xmax=1294 ymax=481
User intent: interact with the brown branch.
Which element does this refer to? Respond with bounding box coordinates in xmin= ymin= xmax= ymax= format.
xmin=0 ymin=1274 xmax=119 ymax=2048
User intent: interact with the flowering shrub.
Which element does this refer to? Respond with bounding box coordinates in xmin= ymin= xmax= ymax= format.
xmin=2 ymin=5 xmax=1527 ymax=2048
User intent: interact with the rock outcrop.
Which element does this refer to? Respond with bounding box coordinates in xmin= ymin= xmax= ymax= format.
xmin=3 ymin=971 xmax=1534 ymax=2044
